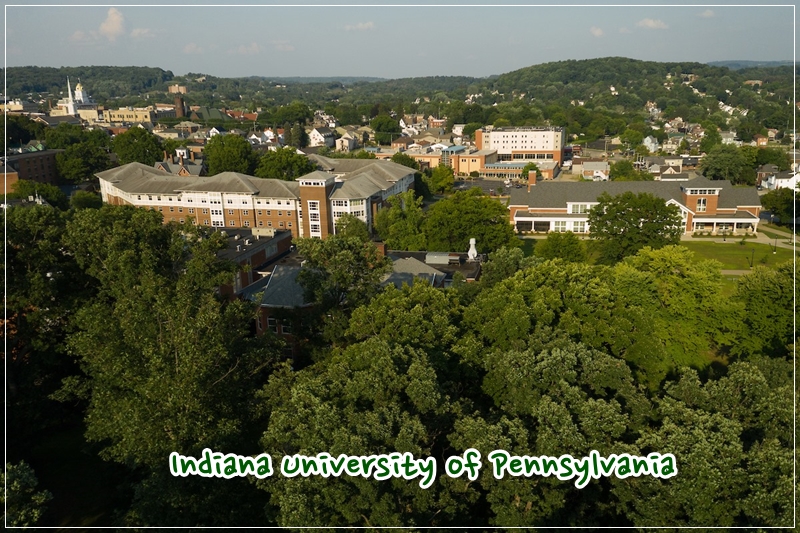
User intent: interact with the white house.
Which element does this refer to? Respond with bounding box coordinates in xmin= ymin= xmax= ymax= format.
xmin=643 ymin=136 xmax=660 ymax=153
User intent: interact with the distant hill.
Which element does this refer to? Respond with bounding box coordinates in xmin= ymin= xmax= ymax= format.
xmin=707 ymin=60 xmax=794 ymax=70
xmin=257 ymin=76 xmax=386 ymax=85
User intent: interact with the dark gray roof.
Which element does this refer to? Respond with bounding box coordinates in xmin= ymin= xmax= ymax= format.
xmin=382 ymin=257 xmax=446 ymax=289
xmin=242 ymin=265 xmax=308 ymax=308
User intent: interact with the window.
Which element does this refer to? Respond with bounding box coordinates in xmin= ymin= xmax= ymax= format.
xmin=570 ymin=204 xmax=589 ymax=214
xmin=573 ymin=221 xmax=586 ymax=233
xmin=287 ymin=211 xmax=292 ymax=217
xmin=696 ymin=198 xmax=707 ymax=213
xmin=553 ymin=221 xmax=567 ymax=232
xmin=179 ymin=218 xmax=184 ymax=223
xmin=229 ymin=221 xmax=235 ymax=226
xmin=309 ymin=213 xmax=320 ymax=222
xmin=188 ymin=208 xmax=194 ymax=214
xmin=266 ymin=210 xmax=272 ymax=216
xmin=179 ymin=208 xmax=183 ymax=213
xmin=158 ymin=207 xmax=163 ymax=212
xmin=258 ymin=210 xmax=262 ymax=216
xmin=228 ymin=209 xmax=234 ymax=215
xmin=267 ymin=317 xmax=278 ymax=333
xmin=288 ymin=222 xmax=292 ymax=228
xmin=201 ymin=208 xmax=207 ymax=214
xmin=148 ymin=195 xmax=153 ymax=201
xmin=267 ymin=221 xmax=273 ymax=227
xmin=169 ymin=207 xmax=174 ymax=212
xmin=308 ymin=200 xmax=320 ymax=210
xmin=258 ymin=221 xmax=263 ymax=227
xmin=243 ymin=210 xmax=249 ymax=216
xmin=227 ymin=199 xmax=233 ymax=204
xmin=310 ymin=223 xmax=321 ymax=233
xmin=281 ymin=320 xmax=292 ymax=334
xmin=187 ymin=198 xmax=193 ymax=203
xmin=244 ymin=221 xmax=250 ymax=227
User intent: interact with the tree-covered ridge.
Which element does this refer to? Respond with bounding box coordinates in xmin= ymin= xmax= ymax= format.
xmin=3 ymin=65 xmax=174 ymax=97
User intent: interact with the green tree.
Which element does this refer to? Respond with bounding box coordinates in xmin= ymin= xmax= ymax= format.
xmin=334 ymin=212 xmax=370 ymax=241
xmin=1 ymin=461 xmax=53 ymax=527
xmin=479 ymin=246 xmax=539 ymax=288
xmin=203 ymin=134 xmax=258 ymax=175
xmin=59 ymin=206 xmax=280 ymax=525
xmin=760 ymin=188 xmax=798 ymax=225
xmin=295 ymin=234 xmax=391 ymax=312
xmin=534 ymin=231 xmax=587 ymax=262
xmin=700 ymin=144 xmax=749 ymax=184
xmin=423 ymin=189 xmax=520 ymax=254
xmin=112 ymin=127 xmax=163 ymax=166
xmin=374 ymin=190 xmax=427 ymax=251
xmin=289 ymin=123 xmax=309 ymax=148
xmin=44 ymin=122 xmax=85 ymax=149
xmin=755 ymin=147 xmax=791 ymax=171
xmin=390 ymin=151 xmax=420 ymax=170
xmin=462 ymin=122 xmax=483 ymax=139
xmin=587 ymin=191 xmax=682 ymax=264
xmin=254 ymin=146 xmax=316 ymax=180
xmin=56 ymin=142 xmax=111 ymax=183
xmin=520 ymin=162 xmax=539 ymax=181
xmin=69 ymin=190 xmax=103 ymax=209
xmin=610 ymin=159 xmax=654 ymax=181
xmin=426 ymin=164 xmax=454 ymax=194
xmin=257 ymin=338 xmax=470 ymax=527
xmin=699 ymin=124 xmax=722 ymax=153
xmin=7 ymin=180 xmax=68 ymax=209
xmin=370 ymin=114 xmax=400 ymax=145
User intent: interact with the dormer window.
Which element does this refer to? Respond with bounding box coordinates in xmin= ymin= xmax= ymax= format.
xmin=696 ymin=198 xmax=707 ymax=213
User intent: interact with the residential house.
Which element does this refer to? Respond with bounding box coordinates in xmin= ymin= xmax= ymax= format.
xmin=154 ymin=148 xmax=207 ymax=177
xmin=642 ymin=136 xmax=660 ymax=153
xmin=309 ymin=127 xmax=335 ymax=148
xmin=753 ymin=134 xmax=768 ymax=147
xmin=391 ymin=136 xmax=415 ymax=151
xmin=763 ymin=171 xmax=799 ymax=191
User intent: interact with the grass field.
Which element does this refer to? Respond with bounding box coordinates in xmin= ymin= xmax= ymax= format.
xmin=681 ymin=241 xmax=795 ymax=270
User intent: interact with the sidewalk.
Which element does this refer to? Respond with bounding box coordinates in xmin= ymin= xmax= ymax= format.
xmin=680 ymin=233 xmax=797 ymax=251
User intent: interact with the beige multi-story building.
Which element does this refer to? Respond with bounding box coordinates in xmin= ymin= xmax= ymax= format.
xmin=475 ymin=126 xmax=566 ymax=166
xmin=106 ymin=106 xmax=176 ymax=124
xmin=97 ymin=156 xmax=415 ymax=239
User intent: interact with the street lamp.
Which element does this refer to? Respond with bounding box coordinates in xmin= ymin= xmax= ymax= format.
xmin=773 ymin=236 xmax=777 ymax=254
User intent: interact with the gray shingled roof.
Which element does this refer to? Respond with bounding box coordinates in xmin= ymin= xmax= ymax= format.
xmin=96 ymin=163 xmax=194 ymax=194
xmin=241 ymin=265 xmax=307 ymax=308
xmin=382 ymin=257 xmax=446 ymax=289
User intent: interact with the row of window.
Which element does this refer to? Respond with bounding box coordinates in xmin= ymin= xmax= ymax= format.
xmin=259 ymin=317 xmax=292 ymax=334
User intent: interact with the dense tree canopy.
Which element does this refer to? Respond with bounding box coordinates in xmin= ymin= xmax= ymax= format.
xmin=254 ymin=147 xmax=316 ymax=180
xmin=203 ymin=134 xmax=259 ymax=175
xmin=587 ymin=192 xmax=682 ymax=263
xmin=112 ymin=127 xmax=163 ymax=166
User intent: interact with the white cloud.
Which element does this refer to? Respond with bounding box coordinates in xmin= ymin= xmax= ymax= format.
xmin=636 ymin=18 xmax=668 ymax=30
xmin=99 ymin=8 xmax=125 ymax=41
xmin=345 ymin=21 xmax=374 ymax=31
xmin=69 ymin=30 xmax=89 ymax=42
xmin=230 ymin=42 xmax=263 ymax=55
xmin=698 ymin=9 xmax=715 ymax=18
xmin=272 ymin=40 xmax=295 ymax=52
xmin=590 ymin=26 xmax=604 ymax=37
xmin=183 ymin=42 xmax=203 ymax=54
xmin=130 ymin=28 xmax=153 ymax=39
xmin=619 ymin=27 xmax=631 ymax=34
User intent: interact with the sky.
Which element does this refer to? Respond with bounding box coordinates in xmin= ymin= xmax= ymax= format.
xmin=3 ymin=2 xmax=796 ymax=80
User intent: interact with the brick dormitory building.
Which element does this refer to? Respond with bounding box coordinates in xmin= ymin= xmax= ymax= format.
xmin=96 ymin=154 xmax=415 ymax=239
xmin=508 ymin=173 xmax=762 ymax=235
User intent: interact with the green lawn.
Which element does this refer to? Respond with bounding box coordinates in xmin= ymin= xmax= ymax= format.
xmin=681 ymin=241 xmax=795 ymax=270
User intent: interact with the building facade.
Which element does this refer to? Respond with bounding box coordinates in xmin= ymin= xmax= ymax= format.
xmin=97 ymin=157 xmax=415 ymax=239
xmin=475 ymin=126 xmax=566 ymax=166
xmin=508 ymin=176 xmax=761 ymax=235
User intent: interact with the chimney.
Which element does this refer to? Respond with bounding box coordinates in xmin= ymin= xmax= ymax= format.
xmin=373 ymin=241 xmax=387 ymax=257
xmin=527 ymin=170 xmax=537 ymax=192
xmin=163 ymin=150 xmax=168 ymax=162
xmin=179 ymin=154 xmax=184 ymax=166
xmin=190 ymin=151 xmax=195 ymax=162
